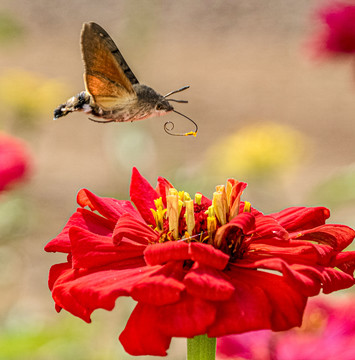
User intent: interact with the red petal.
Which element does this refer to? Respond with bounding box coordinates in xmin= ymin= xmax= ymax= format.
xmin=251 ymin=215 xmax=289 ymax=243
xmin=155 ymin=176 xmax=174 ymax=206
xmin=77 ymin=189 xmax=142 ymax=222
xmin=296 ymin=264 xmax=355 ymax=294
xmin=130 ymin=167 xmax=159 ymax=226
xmin=189 ymin=242 xmax=230 ymax=270
xmin=49 ymin=263 xmax=94 ymax=322
xmin=333 ymin=251 xmax=355 ymax=275
xmin=215 ymin=212 xmax=255 ymax=251
xmin=121 ymin=287 xmax=218 ymax=354
xmin=69 ymin=226 xmax=145 ymax=269
xmin=156 ymin=293 xmax=216 ymax=337
xmin=290 ymin=224 xmax=355 ymax=251
xmin=184 ymin=263 xmax=235 ymax=300
xmin=144 ymin=241 xmax=230 ymax=270
xmin=144 ymin=241 xmax=190 ymax=265
xmin=119 ymin=303 xmax=171 ymax=356
xmin=45 ymin=208 xmax=114 ymax=253
xmin=237 ymin=257 xmax=354 ymax=295
xmin=48 ymin=262 xmax=72 ymax=291
xmin=246 ymin=241 xmax=334 ymax=267
xmin=229 ymin=181 xmax=247 ymax=218
xmin=269 ymin=206 xmax=330 ymax=232
xmin=113 ymin=212 xmax=159 ymax=245
xmin=131 ymin=261 xmax=185 ymax=305
xmin=54 ymin=264 xmax=158 ymax=322
xmin=209 ymin=267 xmax=307 ymax=337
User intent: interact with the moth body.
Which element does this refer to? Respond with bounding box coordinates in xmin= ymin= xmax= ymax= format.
xmin=54 ymin=84 xmax=173 ymax=122
xmin=53 ymin=22 xmax=195 ymax=135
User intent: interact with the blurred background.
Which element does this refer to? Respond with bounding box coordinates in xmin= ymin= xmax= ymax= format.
xmin=0 ymin=0 xmax=354 ymax=359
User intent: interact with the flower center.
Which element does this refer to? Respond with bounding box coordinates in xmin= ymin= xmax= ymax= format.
xmin=150 ymin=180 xmax=251 ymax=259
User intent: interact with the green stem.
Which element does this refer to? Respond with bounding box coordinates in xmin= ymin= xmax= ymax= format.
xmin=187 ymin=334 xmax=216 ymax=360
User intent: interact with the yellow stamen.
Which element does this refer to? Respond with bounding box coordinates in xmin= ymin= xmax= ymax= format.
xmin=154 ymin=197 xmax=164 ymax=210
xmin=195 ymin=193 xmax=202 ymax=205
xmin=178 ymin=199 xmax=184 ymax=215
xmin=226 ymin=180 xmax=233 ymax=207
xmin=185 ymin=199 xmax=195 ymax=235
xmin=206 ymin=205 xmax=217 ymax=243
xmin=212 ymin=191 xmax=227 ymax=225
xmin=184 ymin=192 xmax=191 ymax=202
xmin=168 ymin=188 xmax=178 ymax=196
xmin=243 ymin=201 xmax=251 ymax=213
xmin=216 ymin=185 xmax=229 ymax=220
xmin=151 ymin=197 xmax=166 ymax=231
xmin=167 ymin=193 xmax=179 ymax=240
xmin=178 ymin=191 xmax=185 ymax=202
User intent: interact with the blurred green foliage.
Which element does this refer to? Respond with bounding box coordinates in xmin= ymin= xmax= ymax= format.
xmin=0 ymin=12 xmax=24 ymax=45
xmin=310 ymin=166 xmax=355 ymax=208
xmin=0 ymin=316 xmax=120 ymax=360
xmin=0 ymin=195 xmax=32 ymax=242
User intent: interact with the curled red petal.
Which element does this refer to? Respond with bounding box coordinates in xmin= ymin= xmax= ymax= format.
xmin=77 ymin=188 xmax=141 ymax=222
xmin=252 ymin=215 xmax=289 ymax=243
xmin=269 ymin=206 xmax=330 ymax=232
xmin=113 ymin=212 xmax=159 ymax=245
xmin=49 ymin=263 xmax=93 ymax=322
xmin=130 ymin=167 xmax=159 ymax=226
xmin=290 ymin=224 xmax=355 ymax=251
xmin=229 ymin=181 xmax=247 ymax=218
xmin=184 ymin=263 xmax=234 ymax=301
xmin=45 ymin=208 xmax=115 ymax=253
xmin=215 ymin=212 xmax=255 ymax=250
xmin=156 ymin=293 xmax=216 ymax=337
xmin=69 ymin=226 xmax=146 ymax=269
xmin=119 ymin=303 xmax=171 ymax=356
xmin=131 ymin=261 xmax=185 ymax=305
xmin=55 ymin=264 xmax=156 ymax=322
xmin=246 ymin=241 xmax=334 ymax=267
xmin=209 ymin=267 xmax=307 ymax=337
xmin=333 ymin=251 xmax=355 ymax=275
xmin=156 ymin=176 xmax=174 ymax=206
xmin=144 ymin=241 xmax=190 ymax=265
xmin=189 ymin=242 xmax=230 ymax=270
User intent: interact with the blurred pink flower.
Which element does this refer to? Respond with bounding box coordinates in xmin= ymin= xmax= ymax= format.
xmin=0 ymin=132 xmax=31 ymax=192
xmin=312 ymin=2 xmax=355 ymax=57
xmin=217 ymin=295 xmax=355 ymax=360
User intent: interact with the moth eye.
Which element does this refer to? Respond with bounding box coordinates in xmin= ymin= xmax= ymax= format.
xmin=156 ymin=103 xmax=164 ymax=111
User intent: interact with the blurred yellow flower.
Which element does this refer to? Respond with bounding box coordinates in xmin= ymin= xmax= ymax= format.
xmin=0 ymin=68 xmax=67 ymax=125
xmin=206 ymin=122 xmax=309 ymax=178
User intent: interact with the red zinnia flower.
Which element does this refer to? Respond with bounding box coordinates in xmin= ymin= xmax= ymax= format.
xmin=45 ymin=168 xmax=355 ymax=356
xmin=311 ymin=2 xmax=355 ymax=57
xmin=0 ymin=132 xmax=31 ymax=192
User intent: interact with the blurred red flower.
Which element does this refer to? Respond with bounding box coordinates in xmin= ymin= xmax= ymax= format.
xmin=312 ymin=2 xmax=355 ymax=56
xmin=45 ymin=168 xmax=355 ymax=356
xmin=0 ymin=132 xmax=31 ymax=192
xmin=217 ymin=295 xmax=355 ymax=360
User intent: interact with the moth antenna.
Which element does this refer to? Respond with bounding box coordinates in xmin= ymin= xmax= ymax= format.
xmin=164 ymin=110 xmax=198 ymax=137
xmin=164 ymin=85 xmax=190 ymax=98
xmin=88 ymin=117 xmax=116 ymax=123
xmin=167 ymin=99 xmax=188 ymax=103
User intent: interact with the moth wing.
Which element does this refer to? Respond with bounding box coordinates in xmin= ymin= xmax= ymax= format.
xmin=81 ymin=22 xmax=138 ymax=109
xmin=83 ymin=73 xmax=135 ymax=109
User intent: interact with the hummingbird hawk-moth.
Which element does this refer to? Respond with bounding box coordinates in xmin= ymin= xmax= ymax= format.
xmin=54 ymin=22 xmax=197 ymax=136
